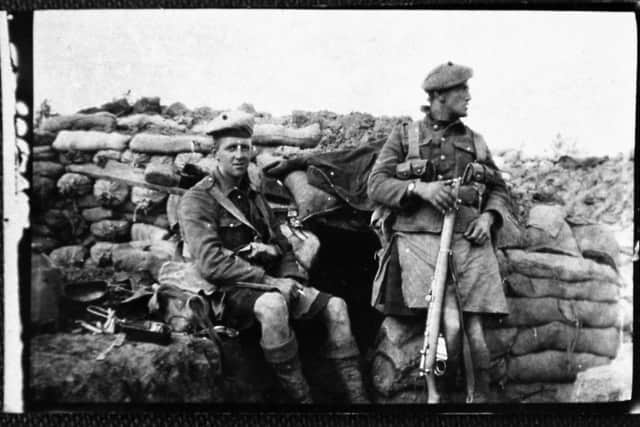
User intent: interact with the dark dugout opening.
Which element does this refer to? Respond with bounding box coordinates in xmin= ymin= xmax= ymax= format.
xmin=305 ymin=213 xmax=384 ymax=354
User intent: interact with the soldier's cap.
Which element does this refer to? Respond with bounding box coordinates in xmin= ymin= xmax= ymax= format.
xmin=421 ymin=62 xmax=473 ymax=92
xmin=203 ymin=110 xmax=255 ymax=139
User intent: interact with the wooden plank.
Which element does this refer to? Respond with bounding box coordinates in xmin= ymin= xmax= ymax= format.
xmin=66 ymin=160 xmax=186 ymax=195
xmin=65 ymin=160 xmax=294 ymax=212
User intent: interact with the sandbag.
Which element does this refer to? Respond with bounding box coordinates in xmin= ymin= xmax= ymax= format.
xmin=505 ymin=249 xmax=623 ymax=286
xmin=129 ymin=133 xmax=214 ymax=153
xmin=32 ymin=223 xmax=55 ymax=237
xmin=112 ymin=247 xmax=157 ymax=272
xmin=523 ymin=204 xmax=581 ymax=257
xmin=31 ymin=253 xmax=63 ymax=328
xmin=195 ymin=157 xmax=218 ymax=175
xmin=506 ymin=351 xmax=610 ymax=383
xmin=504 ymin=273 xmax=619 ymax=302
xmin=57 ymin=150 xmax=95 ymax=165
xmin=121 ymin=149 xmax=151 ymax=167
xmin=144 ymin=163 xmax=179 ymax=187
xmin=34 ymin=161 xmax=65 ymax=179
xmin=252 ymin=123 xmax=321 ymax=148
xmin=37 ymin=209 xmax=87 ymax=241
xmin=163 ymin=102 xmax=190 ymax=117
xmin=132 ymin=96 xmax=162 ymax=114
xmin=149 ymin=154 xmax=175 ymax=166
xmin=34 ymin=129 xmax=56 ymax=146
xmin=502 ymin=297 xmax=622 ymax=328
xmin=90 ymin=242 xmax=117 ymax=265
xmin=370 ymin=317 xmax=424 ymax=396
xmin=92 ymin=149 xmax=122 ymax=166
xmin=283 ymin=170 xmax=342 ymax=222
xmin=32 ymin=236 xmax=62 ymax=253
xmin=76 ymin=194 xmax=101 ymax=209
xmin=33 ymin=146 xmax=57 ymax=161
xmin=124 ymin=212 xmax=170 ymax=230
xmin=90 ymin=220 xmax=131 ymax=241
xmin=52 ymin=130 xmax=130 ymax=152
xmin=131 ymin=186 xmax=168 ymax=209
xmin=33 ymin=176 xmax=57 ymax=208
xmin=485 ymin=328 xmax=518 ymax=359
xmin=131 ymin=223 xmax=169 ymax=241
xmin=81 ymin=207 xmax=113 ymax=223
xmin=93 ymin=179 xmax=130 ymax=207
xmin=511 ymin=322 xmax=620 ymax=358
xmin=147 ymin=240 xmax=177 ymax=261
xmin=570 ymin=223 xmax=620 ymax=270
xmin=40 ymin=112 xmax=117 ymax=133
xmin=57 ymin=173 xmax=93 ymax=197
xmin=49 ymin=245 xmax=87 ymax=268
xmin=117 ymin=114 xmax=186 ymax=132
xmin=174 ymin=152 xmax=204 ymax=172
xmin=500 ymin=382 xmax=574 ymax=403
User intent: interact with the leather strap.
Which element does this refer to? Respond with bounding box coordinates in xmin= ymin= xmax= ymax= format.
xmin=448 ymin=252 xmax=476 ymax=402
xmin=406 ymin=122 xmax=421 ymax=160
xmin=208 ymin=184 xmax=264 ymax=240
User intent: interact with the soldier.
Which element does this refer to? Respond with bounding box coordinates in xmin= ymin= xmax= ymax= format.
xmin=367 ymin=62 xmax=511 ymax=402
xmin=177 ymin=111 xmax=369 ymax=404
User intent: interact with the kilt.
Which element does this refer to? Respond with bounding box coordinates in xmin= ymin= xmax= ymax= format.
xmin=221 ymin=284 xmax=331 ymax=331
xmin=373 ymin=232 xmax=509 ymax=316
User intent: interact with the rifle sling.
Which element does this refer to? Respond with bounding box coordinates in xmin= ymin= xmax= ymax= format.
xmin=448 ymin=252 xmax=476 ymax=402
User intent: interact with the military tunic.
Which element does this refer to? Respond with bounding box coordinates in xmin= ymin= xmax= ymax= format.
xmin=367 ymin=109 xmax=510 ymax=316
xmin=178 ymin=168 xmax=329 ymax=330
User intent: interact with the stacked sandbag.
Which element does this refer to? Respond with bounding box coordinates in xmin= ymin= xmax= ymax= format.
xmin=486 ymin=204 xmax=626 ymax=402
xmin=32 ymin=100 xmax=178 ymax=265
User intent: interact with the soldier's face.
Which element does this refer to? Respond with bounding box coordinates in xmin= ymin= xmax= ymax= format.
xmin=441 ymin=83 xmax=471 ymax=118
xmin=215 ymin=136 xmax=252 ymax=179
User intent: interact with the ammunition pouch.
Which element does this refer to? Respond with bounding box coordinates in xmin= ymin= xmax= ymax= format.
xmin=462 ymin=162 xmax=502 ymax=186
xmin=458 ymin=184 xmax=482 ymax=207
xmin=396 ymin=159 xmax=436 ymax=181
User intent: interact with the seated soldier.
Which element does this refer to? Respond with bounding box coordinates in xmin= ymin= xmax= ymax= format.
xmin=177 ymin=111 xmax=369 ymax=404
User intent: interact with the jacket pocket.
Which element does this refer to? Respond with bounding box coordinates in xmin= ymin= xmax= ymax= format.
xmin=218 ymin=215 xmax=254 ymax=251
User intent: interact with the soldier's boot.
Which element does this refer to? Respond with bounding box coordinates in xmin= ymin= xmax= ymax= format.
xmin=325 ymin=339 xmax=370 ymax=404
xmin=262 ymin=334 xmax=313 ymax=404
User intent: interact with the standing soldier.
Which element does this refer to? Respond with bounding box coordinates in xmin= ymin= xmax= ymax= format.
xmin=367 ymin=62 xmax=511 ymax=402
xmin=177 ymin=111 xmax=369 ymax=404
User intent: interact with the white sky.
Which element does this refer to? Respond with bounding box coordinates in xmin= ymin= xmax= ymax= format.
xmin=34 ymin=9 xmax=636 ymax=156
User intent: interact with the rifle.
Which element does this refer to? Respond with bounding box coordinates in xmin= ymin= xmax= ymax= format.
xmin=418 ymin=176 xmax=462 ymax=404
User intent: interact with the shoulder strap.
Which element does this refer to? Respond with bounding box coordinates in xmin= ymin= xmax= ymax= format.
xmin=471 ymin=131 xmax=489 ymax=162
xmin=406 ymin=121 xmax=421 ymax=160
xmin=208 ymin=184 xmax=263 ymax=239
xmin=253 ymin=193 xmax=277 ymax=240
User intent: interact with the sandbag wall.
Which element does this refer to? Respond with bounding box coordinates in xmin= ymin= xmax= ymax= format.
xmin=33 ymin=117 xmax=173 ymax=279
xmin=369 ymin=204 xmax=629 ymax=404
xmin=486 ymin=204 xmax=629 ymax=403
xmin=31 ymin=99 xmax=327 ymax=281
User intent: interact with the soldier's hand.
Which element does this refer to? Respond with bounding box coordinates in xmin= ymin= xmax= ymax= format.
xmin=464 ymin=212 xmax=494 ymax=245
xmin=414 ymin=181 xmax=456 ymax=213
xmin=264 ymin=276 xmax=304 ymax=304
xmin=239 ymin=242 xmax=280 ymax=263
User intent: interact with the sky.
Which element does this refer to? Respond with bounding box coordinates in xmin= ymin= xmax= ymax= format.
xmin=34 ymin=9 xmax=636 ymax=156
